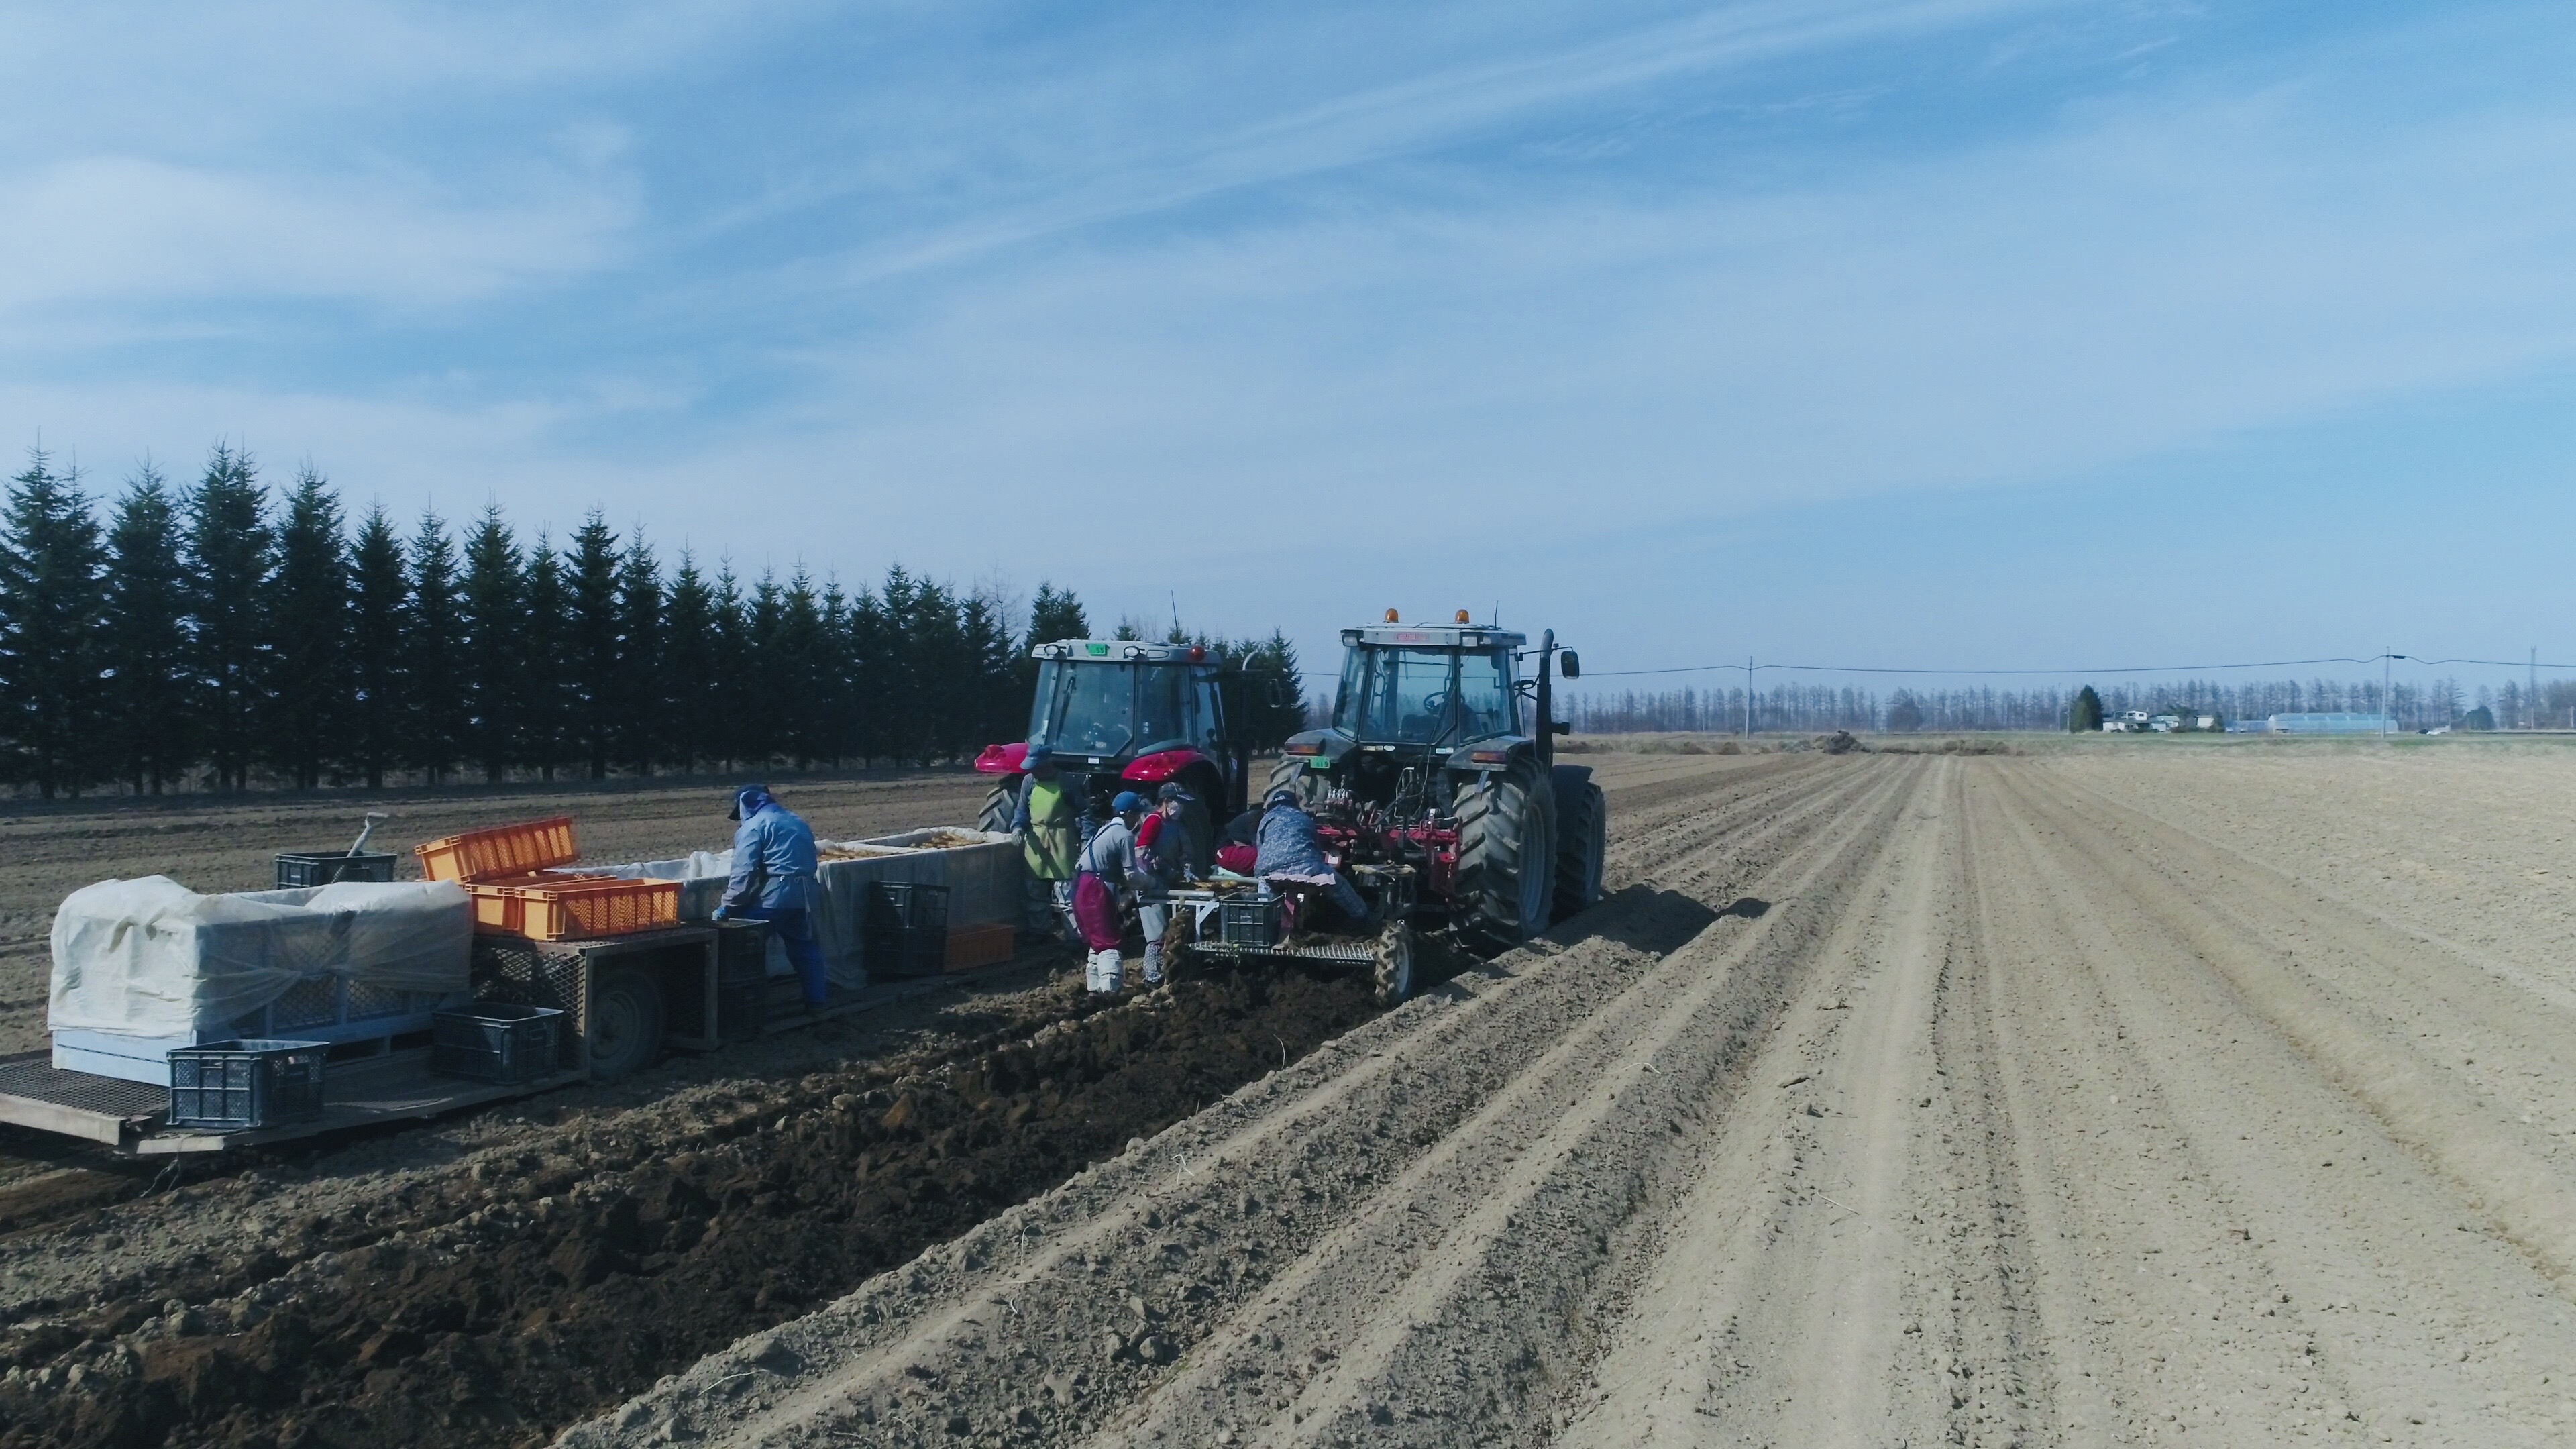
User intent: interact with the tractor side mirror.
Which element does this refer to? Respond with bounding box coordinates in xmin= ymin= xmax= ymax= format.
xmin=1550 ymin=720 xmax=1571 ymax=735
xmin=1263 ymin=680 xmax=1287 ymax=708
xmin=1558 ymin=650 xmax=1580 ymax=679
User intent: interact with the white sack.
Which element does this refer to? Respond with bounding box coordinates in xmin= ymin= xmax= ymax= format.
xmin=49 ymin=877 xmax=473 ymax=1037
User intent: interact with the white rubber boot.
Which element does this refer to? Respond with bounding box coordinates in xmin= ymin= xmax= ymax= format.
xmin=1099 ymin=952 xmax=1124 ymax=993
xmin=1083 ymin=950 xmax=1103 ymax=991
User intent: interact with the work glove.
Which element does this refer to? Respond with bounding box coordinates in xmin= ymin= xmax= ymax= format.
xmin=712 ymin=904 xmax=733 ymax=922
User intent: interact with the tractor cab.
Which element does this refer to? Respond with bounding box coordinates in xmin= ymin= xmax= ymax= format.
xmin=1023 ymin=639 xmax=1227 ymax=769
xmin=974 ymin=640 xmax=1244 ymax=861
xmin=1278 ymin=613 xmax=1579 ymax=795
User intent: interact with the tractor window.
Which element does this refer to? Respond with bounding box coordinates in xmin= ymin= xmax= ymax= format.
xmin=1454 ymin=649 xmax=1514 ymax=739
xmin=1135 ymin=665 xmax=1190 ymax=750
xmin=1332 ymin=649 xmax=1368 ymax=734
xmin=1034 ymin=662 xmax=1134 ymax=757
xmin=1342 ymin=649 xmax=1477 ymax=744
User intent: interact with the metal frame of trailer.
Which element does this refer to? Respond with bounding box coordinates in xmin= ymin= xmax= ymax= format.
xmin=0 ymin=925 xmax=1020 ymax=1155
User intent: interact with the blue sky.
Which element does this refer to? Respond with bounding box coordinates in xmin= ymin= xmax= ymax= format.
xmin=5 ymin=1 xmax=2571 ymax=693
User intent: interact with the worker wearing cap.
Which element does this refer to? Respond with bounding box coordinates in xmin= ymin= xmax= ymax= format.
xmin=1073 ymin=791 xmax=1150 ymax=992
xmin=1009 ymin=748 xmax=1090 ymax=942
xmin=714 ymin=785 xmax=828 ymax=1008
xmin=1133 ymin=782 xmax=1195 ymax=985
xmin=1254 ymin=787 xmax=1373 ymax=928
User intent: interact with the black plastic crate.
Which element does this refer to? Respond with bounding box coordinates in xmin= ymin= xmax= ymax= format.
xmin=863 ymin=880 xmax=950 ymax=936
xmin=716 ymin=976 xmax=767 ymax=1042
xmin=864 ymin=928 xmax=947 ymax=979
xmin=275 ymin=851 xmax=400 ymax=888
xmin=1220 ymin=897 xmax=1283 ymax=947
xmin=431 ymin=1003 xmax=564 ymax=1084
xmin=714 ymin=920 xmax=771 ymax=982
xmin=167 ymin=1040 xmax=329 ymax=1130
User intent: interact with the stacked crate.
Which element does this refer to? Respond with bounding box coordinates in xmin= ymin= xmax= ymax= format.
xmin=414 ymin=817 xmax=680 ymax=941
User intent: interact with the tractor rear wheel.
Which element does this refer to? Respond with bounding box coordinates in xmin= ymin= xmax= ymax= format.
xmin=1551 ymin=765 xmax=1606 ymax=924
xmin=1454 ymin=754 xmax=1556 ymax=948
xmin=979 ymin=777 xmax=1018 ymax=835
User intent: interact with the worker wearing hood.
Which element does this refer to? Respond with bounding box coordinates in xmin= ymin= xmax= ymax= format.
xmin=714 ymin=784 xmax=828 ymax=1006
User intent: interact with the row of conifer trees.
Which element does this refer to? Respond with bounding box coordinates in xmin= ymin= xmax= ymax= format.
xmin=0 ymin=445 xmax=1303 ymax=798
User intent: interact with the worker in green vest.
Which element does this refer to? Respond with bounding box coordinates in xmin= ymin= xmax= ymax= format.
xmin=1009 ymin=748 xmax=1091 ymax=942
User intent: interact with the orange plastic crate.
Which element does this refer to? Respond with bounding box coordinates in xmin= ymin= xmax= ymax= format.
xmin=466 ymin=873 xmax=680 ymax=941
xmin=415 ymin=816 xmax=579 ymax=883
xmin=943 ymin=923 xmax=1018 ymax=973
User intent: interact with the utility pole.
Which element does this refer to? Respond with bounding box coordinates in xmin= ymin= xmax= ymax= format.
xmin=1743 ymin=656 xmax=1753 ymax=739
xmin=2384 ymin=647 xmax=2392 ymax=737
xmin=2532 ymin=647 xmax=2539 ymax=731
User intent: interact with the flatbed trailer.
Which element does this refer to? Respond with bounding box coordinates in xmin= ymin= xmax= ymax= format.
xmin=0 ymin=924 xmax=1028 ymax=1155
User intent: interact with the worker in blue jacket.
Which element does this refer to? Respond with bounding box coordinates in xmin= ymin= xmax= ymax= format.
xmin=714 ymin=784 xmax=828 ymax=1008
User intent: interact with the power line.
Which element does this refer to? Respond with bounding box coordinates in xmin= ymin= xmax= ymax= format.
xmin=1578 ymin=653 xmax=2576 ymax=680
xmin=1289 ymin=651 xmax=2576 ymax=681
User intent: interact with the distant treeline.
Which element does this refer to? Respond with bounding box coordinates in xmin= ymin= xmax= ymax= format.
xmin=1568 ymin=676 xmax=2576 ymax=735
xmin=0 ymin=446 xmax=1305 ymax=798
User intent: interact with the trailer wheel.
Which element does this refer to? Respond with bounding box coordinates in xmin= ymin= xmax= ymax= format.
xmin=1373 ymin=922 xmax=1416 ymax=1007
xmin=588 ymin=966 xmax=665 ymax=1081
xmin=1454 ymin=755 xmax=1556 ymax=948
xmin=1550 ymin=765 xmax=1606 ymax=924
xmin=979 ymin=777 xmax=1019 ymax=835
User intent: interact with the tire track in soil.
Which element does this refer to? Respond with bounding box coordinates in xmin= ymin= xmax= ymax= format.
xmin=550 ymin=759 xmax=1909 ymax=1448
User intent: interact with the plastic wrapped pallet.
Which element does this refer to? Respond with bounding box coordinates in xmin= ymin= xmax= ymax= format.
xmin=48 ymin=877 xmax=474 ymax=1038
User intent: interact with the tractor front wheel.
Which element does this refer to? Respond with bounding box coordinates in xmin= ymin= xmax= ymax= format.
xmin=979 ymin=777 xmax=1019 ymax=835
xmin=1551 ymin=765 xmax=1606 ymax=923
xmin=1265 ymin=753 xmax=1325 ymax=809
xmin=1454 ymin=754 xmax=1556 ymax=949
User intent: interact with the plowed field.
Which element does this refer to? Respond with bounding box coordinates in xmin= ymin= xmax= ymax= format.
xmin=8 ymin=748 xmax=2576 ymax=1448
xmin=569 ymin=747 xmax=2576 ymax=1448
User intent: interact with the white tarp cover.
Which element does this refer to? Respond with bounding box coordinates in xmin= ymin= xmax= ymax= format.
xmin=48 ymin=877 xmax=474 ymax=1036
xmin=596 ymin=830 xmax=1018 ymax=985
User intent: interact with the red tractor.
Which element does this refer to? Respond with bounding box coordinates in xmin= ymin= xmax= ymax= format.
xmin=973 ymin=639 xmax=1250 ymax=869
xmin=1186 ymin=611 xmax=1604 ymax=1005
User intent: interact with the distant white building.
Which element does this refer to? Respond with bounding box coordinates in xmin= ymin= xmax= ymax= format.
xmin=2197 ymin=714 xmax=2218 ymax=730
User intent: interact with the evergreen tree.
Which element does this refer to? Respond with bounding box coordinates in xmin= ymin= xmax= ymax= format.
xmin=1886 ymin=691 xmax=1925 ymax=732
xmin=1024 ymin=582 xmax=1088 ymax=647
xmin=844 ymin=582 xmax=889 ymax=765
xmin=0 ymin=449 xmax=110 ymax=796
xmin=2070 ymin=684 xmax=2104 ymax=733
xmin=909 ymin=577 xmax=967 ymax=761
xmin=612 ymin=527 xmax=664 ymax=775
xmin=768 ymin=568 xmax=827 ymax=767
xmin=520 ymin=534 xmax=570 ymax=779
xmin=961 ymin=588 xmax=1021 ymax=755
xmin=346 ymin=506 xmax=407 ymax=788
xmin=1233 ymin=629 xmax=1307 ymax=752
xmin=875 ymin=567 xmax=923 ymax=763
xmin=184 ymin=444 xmax=272 ymax=790
xmin=739 ymin=569 xmax=785 ymax=767
xmin=103 ymin=462 xmax=192 ymax=794
xmin=816 ymin=576 xmax=857 ymax=765
xmin=564 ymin=512 xmax=621 ymax=780
xmin=708 ymin=561 xmax=753 ymax=769
xmin=265 ymin=466 xmax=350 ymax=788
xmin=404 ymin=512 xmax=468 ymax=783
xmin=661 ymin=551 xmax=720 ymax=771
xmin=459 ymin=505 xmax=524 ymax=783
